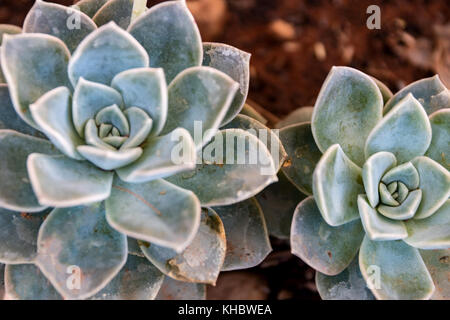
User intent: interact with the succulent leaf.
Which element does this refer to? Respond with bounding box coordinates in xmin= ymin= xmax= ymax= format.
xmin=384 ymin=75 xmax=449 ymax=115
xmin=116 ymin=128 xmax=196 ymax=183
xmin=411 ymin=156 xmax=450 ymax=219
xmin=203 ymin=43 xmax=250 ymax=126
xmin=141 ymin=208 xmax=226 ymax=284
xmin=68 ymin=22 xmax=149 ymax=86
xmin=240 ymin=103 xmax=268 ymax=125
xmin=291 ymin=197 xmax=364 ymax=276
xmin=167 ymin=129 xmax=278 ymax=207
xmin=0 ymin=207 xmax=49 ymax=264
xmin=372 ymin=77 xmax=393 ymax=105
xmin=425 ymin=109 xmax=450 ymax=170
xmin=120 ymin=107 xmax=153 ymax=149
xmin=111 ymin=68 xmax=167 ymax=136
xmin=24 ymin=0 xmax=97 ymax=53
xmin=72 ymin=78 xmax=123 ymax=137
xmin=213 ymin=198 xmax=272 ymax=271
xmin=91 ymin=255 xmax=164 ymax=300
xmin=381 ymin=161 xmax=420 ymax=189
xmin=256 ymin=171 xmax=306 ymax=239
xmin=405 ymin=200 xmax=450 ymax=249
xmin=377 ymin=189 xmax=422 ymax=220
xmin=279 ymin=122 xmax=322 ymax=195
xmin=275 ymin=106 xmax=314 ymax=129
xmin=223 ymin=114 xmax=287 ymax=171
xmin=420 ymin=249 xmax=450 ymax=300
xmin=311 ymin=66 xmax=383 ymax=166
xmin=77 ymin=145 xmax=143 ymax=170
xmin=30 ymin=87 xmax=84 ymax=160
xmin=155 ymin=277 xmax=206 ymax=300
xmin=362 ymin=151 xmax=397 ymax=208
xmin=73 ymin=0 xmax=109 ymax=18
xmin=128 ymin=0 xmax=202 ymax=82
xmin=162 ymin=66 xmax=239 ymax=149
xmin=93 ymin=0 xmax=134 ymax=30
xmin=36 ymin=203 xmax=127 ymax=299
xmin=0 ymin=85 xmax=44 ymax=137
xmin=0 ymin=130 xmax=59 ymax=212
xmin=0 ymin=24 xmax=21 ymax=83
xmin=1 ymin=33 xmax=71 ymax=129
xmin=357 ymin=194 xmax=408 ymax=241
xmin=315 ymin=256 xmax=375 ymax=300
xmin=106 ymin=178 xmax=201 ymax=252
xmin=5 ymin=264 xmax=62 ymax=300
xmin=365 ymin=94 xmax=432 ymax=164
xmin=27 ymin=154 xmax=113 ymax=207
xmin=359 ymin=236 xmax=435 ymax=300
xmin=313 ymin=144 xmax=365 ymax=226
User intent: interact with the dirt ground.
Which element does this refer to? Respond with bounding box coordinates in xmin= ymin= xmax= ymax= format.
xmin=0 ymin=0 xmax=448 ymax=300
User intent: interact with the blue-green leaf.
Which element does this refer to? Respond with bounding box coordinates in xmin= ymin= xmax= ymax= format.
xmin=77 ymin=145 xmax=143 ymax=170
xmin=167 ymin=129 xmax=278 ymax=207
xmin=372 ymin=77 xmax=393 ymax=105
xmin=311 ymin=66 xmax=383 ymax=166
xmin=365 ymin=94 xmax=432 ymax=164
xmin=36 ymin=203 xmax=127 ymax=299
xmin=275 ymin=106 xmax=314 ymax=129
xmin=24 ymin=0 xmax=97 ymax=53
xmin=155 ymin=277 xmax=206 ymax=300
xmin=240 ymin=103 xmax=268 ymax=125
xmin=223 ymin=114 xmax=287 ymax=171
xmin=359 ymin=237 xmax=435 ymax=300
xmin=203 ymin=43 xmax=250 ymax=125
xmin=128 ymin=0 xmax=202 ymax=82
xmin=420 ymin=249 xmax=450 ymax=300
xmin=256 ymin=171 xmax=306 ymax=239
xmin=313 ymin=144 xmax=364 ymax=226
xmin=73 ymin=0 xmax=109 ymax=18
xmin=141 ymin=208 xmax=226 ymax=284
xmin=405 ymin=200 xmax=450 ymax=249
xmin=68 ymin=22 xmax=148 ymax=86
xmin=0 ymin=130 xmax=59 ymax=212
xmin=120 ymin=107 xmax=153 ymax=149
xmin=384 ymin=75 xmax=449 ymax=115
xmin=93 ymin=0 xmax=134 ymax=30
xmin=30 ymin=87 xmax=83 ymax=160
xmin=162 ymin=66 xmax=239 ymax=149
xmin=116 ymin=128 xmax=196 ymax=183
xmin=381 ymin=162 xmax=420 ymax=189
xmin=377 ymin=190 xmax=422 ymax=220
xmin=1 ymin=33 xmax=71 ymax=129
xmin=0 ymin=208 xmax=49 ymax=264
xmin=0 ymin=24 xmax=21 ymax=45
xmin=316 ymin=256 xmax=375 ymax=300
xmin=357 ymin=194 xmax=408 ymax=241
xmin=111 ymin=68 xmax=167 ymax=136
xmin=0 ymin=84 xmax=44 ymax=137
xmin=106 ymin=178 xmax=201 ymax=252
xmin=425 ymin=109 xmax=449 ymax=170
xmin=72 ymin=78 xmax=123 ymax=137
xmin=27 ymin=154 xmax=113 ymax=207
xmin=279 ymin=122 xmax=322 ymax=195
xmin=5 ymin=264 xmax=62 ymax=300
xmin=291 ymin=197 xmax=364 ymax=275
xmin=91 ymin=255 xmax=164 ymax=300
xmin=214 ymin=198 xmax=272 ymax=271
xmin=412 ymin=156 xmax=450 ymax=219
xmin=362 ymin=151 xmax=397 ymax=207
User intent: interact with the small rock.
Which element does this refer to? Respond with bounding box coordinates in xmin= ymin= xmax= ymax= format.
xmin=314 ymin=42 xmax=327 ymax=61
xmin=269 ymin=19 xmax=296 ymax=41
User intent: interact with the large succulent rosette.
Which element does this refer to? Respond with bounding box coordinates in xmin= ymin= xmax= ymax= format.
xmin=278 ymin=67 xmax=450 ymax=300
xmin=0 ymin=0 xmax=283 ymax=300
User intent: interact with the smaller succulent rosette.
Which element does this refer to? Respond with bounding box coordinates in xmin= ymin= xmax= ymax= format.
xmin=0 ymin=0 xmax=281 ymax=300
xmin=280 ymin=66 xmax=450 ymax=300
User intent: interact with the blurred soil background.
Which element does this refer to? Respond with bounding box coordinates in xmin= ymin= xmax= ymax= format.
xmin=0 ymin=0 xmax=448 ymax=300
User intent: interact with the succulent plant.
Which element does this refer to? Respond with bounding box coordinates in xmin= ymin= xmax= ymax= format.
xmin=278 ymin=67 xmax=450 ymax=300
xmin=0 ymin=0 xmax=281 ymax=300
